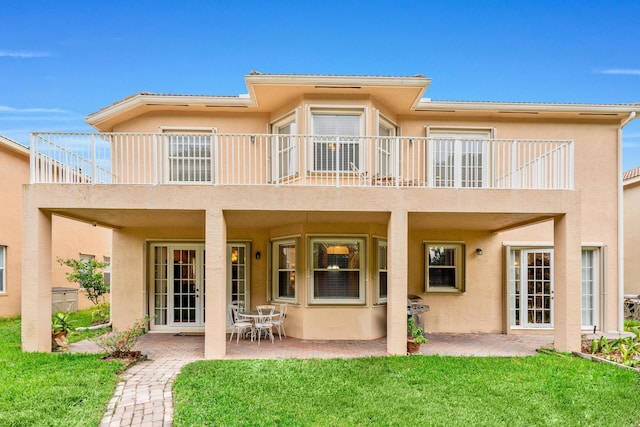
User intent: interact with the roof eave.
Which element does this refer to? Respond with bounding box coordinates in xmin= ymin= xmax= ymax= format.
xmin=0 ymin=135 xmax=29 ymax=156
xmin=85 ymin=93 xmax=256 ymax=130
xmin=416 ymin=100 xmax=640 ymax=115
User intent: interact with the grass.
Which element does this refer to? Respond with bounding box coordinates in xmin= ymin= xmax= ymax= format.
xmin=174 ymin=355 xmax=640 ymax=426
xmin=65 ymin=305 xmax=110 ymax=344
xmin=0 ymin=313 xmax=121 ymax=427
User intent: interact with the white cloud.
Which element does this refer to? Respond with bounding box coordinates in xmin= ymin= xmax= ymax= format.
xmin=596 ymin=69 xmax=640 ymax=76
xmin=0 ymin=105 xmax=70 ymax=114
xmin=0 ymin=50 xmax=51 ymax=58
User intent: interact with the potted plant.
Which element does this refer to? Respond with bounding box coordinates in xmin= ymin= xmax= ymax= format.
xmin=52 ymin=311 xmax=74 ymax=350
xmin=407 ymin=317 xmax=428 ymax=354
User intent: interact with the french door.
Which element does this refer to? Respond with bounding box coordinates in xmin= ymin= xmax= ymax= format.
xmin=510 ymin=249 xmax=554 ymax=328
xmin=151 ymin=243 xmax=205 ymax=328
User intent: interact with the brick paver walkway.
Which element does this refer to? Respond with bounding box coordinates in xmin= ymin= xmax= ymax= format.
xmin=70 ymin=332 xmax=553 ymax=426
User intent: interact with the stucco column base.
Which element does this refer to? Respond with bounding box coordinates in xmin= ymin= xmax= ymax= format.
xmin=387 ymin=209 xmax=408 ymax=355
xmin=553 ymin=212 xmax=582 ymax=353
xmin=204 ymin=208 xmax=227 ymax=359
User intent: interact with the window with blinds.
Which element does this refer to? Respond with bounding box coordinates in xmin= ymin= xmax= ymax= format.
xmin=309 ymin=237 xmax=365 ymax=304
xmin=165 ymin=132 xmax=214 ymax=183
xmin=312 ymin=114 xmax=361 ymax=172
xmin=429 ymin=130 xmax=489 ymax=188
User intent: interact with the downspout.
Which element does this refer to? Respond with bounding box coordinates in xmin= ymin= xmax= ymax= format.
xmin=618 ymin=111 xmax=636 ymax=332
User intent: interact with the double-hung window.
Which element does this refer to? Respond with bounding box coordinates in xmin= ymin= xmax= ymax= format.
xmin=165 ymin=130 xmax=215 ymax=183
xmin=271 ymin=238 xmax=297 ymax=302
xmin=425 ymin=242 xmax=465 ymax=292
xmin=377 ymin=239 xmax=388 ymax=303
xmin=429 ymin=130 xmax=490 ymax=188
xmin=0 ymin=246 xmax=5 ymax=293
xmin=309 ymin=237 xmax=365 ymax=304
xmin=312 ymin=113 xmax=362 ymax=172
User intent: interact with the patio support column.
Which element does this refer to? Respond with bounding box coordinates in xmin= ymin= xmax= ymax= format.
xmin=204 ymin=208 xmax=227 ymax=359
xmin=553 ymin=211 xmax=582 ymax=352
xmin=387 ymin=209 xmax=408 ymax=355
xmin=21 ymin=198 xmax=52 ymax=352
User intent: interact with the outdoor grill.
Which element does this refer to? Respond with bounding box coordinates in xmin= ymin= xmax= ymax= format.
xmin=407 ymin=294 xmax=430 ymax=330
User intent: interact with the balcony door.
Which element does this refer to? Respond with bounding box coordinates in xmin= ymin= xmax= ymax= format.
xmin=272 ymin=120 xmax=298 ymax=181
xmin=428 ymin=130 xmax=489 ymax=188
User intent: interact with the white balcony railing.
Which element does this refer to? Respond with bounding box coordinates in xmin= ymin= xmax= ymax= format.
xmin=30 ymin=132 xmax=574 ymax=190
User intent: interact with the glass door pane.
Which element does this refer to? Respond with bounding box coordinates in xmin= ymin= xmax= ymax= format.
xmin=171 ymin=249 xmax=198 ymax=325
xmin=227 ymin=243 xmax=250 ymax=326
xmin=582 ymin=249 xmax=598 ymax=329
xmin=523 ymin=249 xmax=553 ymax=327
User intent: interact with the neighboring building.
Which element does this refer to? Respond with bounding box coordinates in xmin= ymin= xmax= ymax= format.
xmin=0 ymin=134 xmax=111 ymax=317
xmin=21 ymin=73 xmax=640 ymax=357
xmin=624 ymin=166 xmax=640 ymax=298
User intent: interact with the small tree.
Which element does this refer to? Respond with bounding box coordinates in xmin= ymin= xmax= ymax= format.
xmin=58 ymin=257 xmax=110 ymax=305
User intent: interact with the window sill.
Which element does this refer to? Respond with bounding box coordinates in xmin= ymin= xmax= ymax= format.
xmin=425 ymin=289 xmax=465 ymax=294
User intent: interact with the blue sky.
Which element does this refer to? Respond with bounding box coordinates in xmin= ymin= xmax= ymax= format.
xmin=1 ymin=0 xmax=639 ymax=169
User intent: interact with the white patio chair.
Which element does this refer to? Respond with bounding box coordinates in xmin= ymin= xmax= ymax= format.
xmin=229 ymin=304 xmax=254 ymax=343
xmin=271 ymin=303 xmax=288 ymax=340
xmin=254 ymin=305 xmax=275 ymax=345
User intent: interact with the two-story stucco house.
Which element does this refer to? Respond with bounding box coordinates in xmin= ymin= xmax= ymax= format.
xmin=624 ymin=166 xmax=640 ymax=298
xmin=0 ymin=134 xmax=111 ymax=317
xmin=21 ymin=73 xmax=640 ymax=357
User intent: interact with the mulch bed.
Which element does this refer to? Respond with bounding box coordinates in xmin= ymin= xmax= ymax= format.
xmin=101 ymin=351 xmax=147 ymax=368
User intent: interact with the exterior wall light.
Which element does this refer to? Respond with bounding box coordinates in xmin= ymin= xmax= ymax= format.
xmin=255 ymin=251 xmax=261 ymax=260
xmin=476 ymin=248 xmax=483 ymax=256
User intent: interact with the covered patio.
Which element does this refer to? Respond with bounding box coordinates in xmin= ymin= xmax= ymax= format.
xmin=72 ymin=332 xmax=555 ymax=360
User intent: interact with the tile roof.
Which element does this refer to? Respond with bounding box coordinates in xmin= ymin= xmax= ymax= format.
xmin=624 ymin=166 xmax=640 ymax=181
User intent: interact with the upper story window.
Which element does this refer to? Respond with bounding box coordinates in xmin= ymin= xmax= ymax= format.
xmin=271 ymin=238 xmax=297 ymax=303
xmin=428 ymin=129 xmax=491 ymax=188
xmin=0 ymin=246 xmax=5 ymax=293
xmin=273 ymin=116 xmax=298 ymax=181
xmin=312 ymin=112 xmax=362 ymax=172
xmin=309 ymin=236 xmax=365 ymax=304
xmin=163 ymin=128 xmax=216 ymax=183
xmin=377 ymin=117 xmax=397 ymax=178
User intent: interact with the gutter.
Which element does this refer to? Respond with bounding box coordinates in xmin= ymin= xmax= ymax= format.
xmin=618 ymin=111 xmax=637 ymax=332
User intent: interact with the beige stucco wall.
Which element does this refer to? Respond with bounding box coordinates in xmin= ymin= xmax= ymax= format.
xmin=0 ymin=142 xmax=29 ymax=317
xmin=624 ymin=180 xmax=640 ymax=296
xmin=0 ymin=140 xmax=111 ymax=317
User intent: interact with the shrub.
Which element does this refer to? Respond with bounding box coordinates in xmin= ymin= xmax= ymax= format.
xmin=58 ymin=257 xmax=110 ymax=305
xmin=92 ymin=302 xmax=111 ymax=325
xmin=93 ymin=316 xmax=149 ymax=357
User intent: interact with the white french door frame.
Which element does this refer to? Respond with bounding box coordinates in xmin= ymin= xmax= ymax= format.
xmin=507 ymin=247 xmax=554 ymax=329
xmin=427 ymin=129 xmax=491 ymax=188
xmin=581 ymin=247 xmax=603 ymax=331
xmin=149 ymin=242 xmax=206 ymax=331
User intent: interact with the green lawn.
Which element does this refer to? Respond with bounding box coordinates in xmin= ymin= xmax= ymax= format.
xmin=0 ymin=315 xmax=121 ymax=427
xmin=174 ymin=355 xmax=640 ymax=426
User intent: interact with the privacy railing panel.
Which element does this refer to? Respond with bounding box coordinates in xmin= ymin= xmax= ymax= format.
xmin=30 ymin=133 xmax=574 ymax=190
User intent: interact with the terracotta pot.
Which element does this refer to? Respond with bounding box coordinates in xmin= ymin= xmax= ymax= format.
xmin=407 ymin=338 xmax=422 ymax=354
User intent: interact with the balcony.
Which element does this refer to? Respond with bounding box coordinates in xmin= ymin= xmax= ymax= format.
xmin=30 ymin=133 xmax=574 ymax=190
